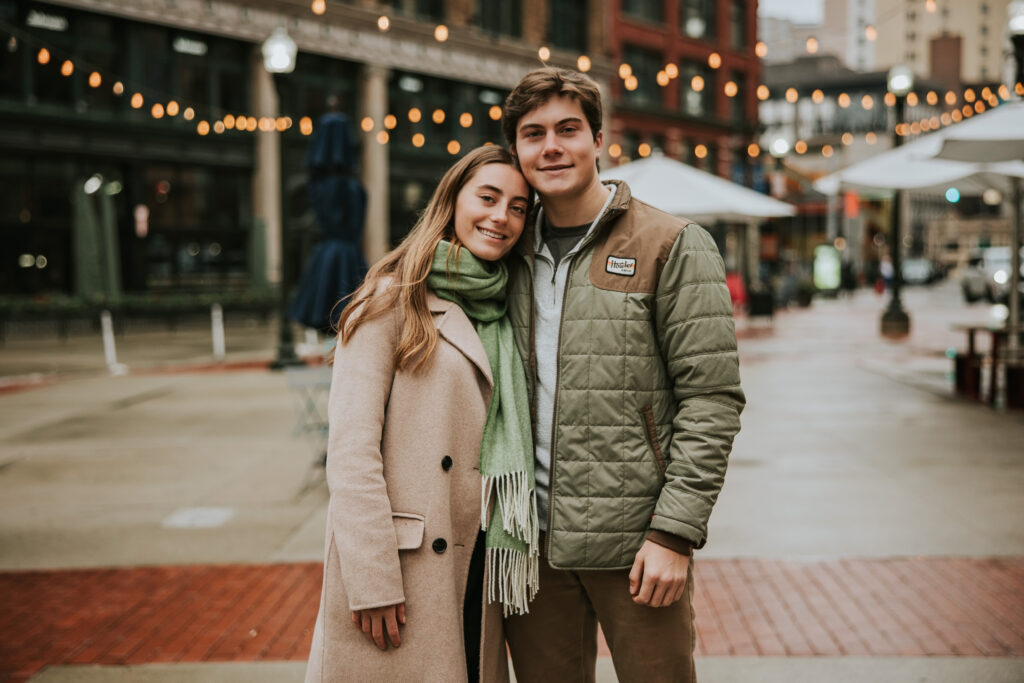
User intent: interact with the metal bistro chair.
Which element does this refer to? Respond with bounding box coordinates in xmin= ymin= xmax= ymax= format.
xmin=285 ymin=365 xmax=333 ymax=467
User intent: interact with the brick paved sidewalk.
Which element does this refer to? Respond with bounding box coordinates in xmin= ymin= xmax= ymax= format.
xmin=3 ymin=557 xmax=1023 ymax=681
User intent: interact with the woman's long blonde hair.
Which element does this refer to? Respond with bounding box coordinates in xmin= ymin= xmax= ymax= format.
xmin=336 ymin=145 xmax=527 ymax=372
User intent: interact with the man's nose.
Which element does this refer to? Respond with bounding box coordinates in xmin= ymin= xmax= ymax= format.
xmin=542 ymin=131 xmax=562 ymax=154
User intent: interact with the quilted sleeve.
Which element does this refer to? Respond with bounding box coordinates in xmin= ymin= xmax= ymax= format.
xmin=650 ymin=224 xmax=745 ymax=548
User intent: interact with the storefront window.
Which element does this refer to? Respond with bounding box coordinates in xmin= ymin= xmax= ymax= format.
xmin=549 ymin=0 xmax=588 ymax=53
xmin=680 ymin=61 xmax=713 ymax=116
xmin=622 ymin=0 xmax=664 ymax=23
xmin=478 ymin=0 xmax=522 ymax=38
xmin=622 ymin=45 xmax=663 ymax=107
xmin=680 ymin=0 xmax=716 ymax=40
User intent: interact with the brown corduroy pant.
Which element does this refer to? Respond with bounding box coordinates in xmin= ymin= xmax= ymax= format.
xmin=504 ymin=540 xmax=696 ymax=683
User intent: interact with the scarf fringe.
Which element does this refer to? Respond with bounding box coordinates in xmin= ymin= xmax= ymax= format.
xmin=481 ymin=472 xmax=540 ymax=615
xmin=486 ymin=546 xmax=540 ymax=617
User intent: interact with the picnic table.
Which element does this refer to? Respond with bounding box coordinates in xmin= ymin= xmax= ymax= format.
xmin=952 ymin=324 xmax=1024 ymax=408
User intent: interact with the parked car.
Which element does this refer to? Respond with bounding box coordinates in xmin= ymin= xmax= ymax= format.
xmin=960 ymin=247 xmax=1024 ymax=303
xmin=901 ymin=258 xmax=935 ymax=285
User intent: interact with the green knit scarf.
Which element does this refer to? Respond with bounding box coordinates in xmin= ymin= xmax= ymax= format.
xmin=426 ymin=240 xmax=538 ymax=616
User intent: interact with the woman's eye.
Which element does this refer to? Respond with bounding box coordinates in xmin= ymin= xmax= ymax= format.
xmin=480 ymin=194 xmax=495 ymax=203
xmin=511 ymin=206 xmax=526 ymax=216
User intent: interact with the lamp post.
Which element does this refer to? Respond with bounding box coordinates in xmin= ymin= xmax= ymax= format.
xmin=262 ymin=27 xmax=303 ymax=369
xmin=1010 ymin=2 xmax=1024 ymax=363
xmin=881 ymin=64 xmax=913 ymax=338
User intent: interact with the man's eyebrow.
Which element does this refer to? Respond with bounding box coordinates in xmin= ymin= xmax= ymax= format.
xmin=519 ymin=116 xmax=583 ymax=131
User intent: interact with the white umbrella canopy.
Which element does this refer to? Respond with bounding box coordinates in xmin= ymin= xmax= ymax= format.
xmin=934 ymin=100 xmax=1024 ymax=163
xmin=600 ymin=152 xmax=795 ymax=222
xmin=813 ymin=123 xmax=1024 ymax=196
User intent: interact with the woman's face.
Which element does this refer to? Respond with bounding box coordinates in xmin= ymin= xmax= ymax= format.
xmin=452 ymin=163 xmax=530 ymax=261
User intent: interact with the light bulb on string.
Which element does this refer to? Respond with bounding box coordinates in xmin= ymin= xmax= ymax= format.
xmin=447 ymin=140 xmax=461 ymax=155
xmin=665 ymin=63 xmax=678 ymax=79
xmin=694 ymin=144 xmax=708 ymax=159
xmin=224 ymin=114 xmax=236 ymax=129
xmin=300 ymin=116 xmax=314 ymax=135
xmin=60 ymin=60 xmax=73 ymax=76
xmin=113 ymin=81 xmax=124 ymax=95
xmin=488 ymin=105 xmax=502 ymax=120
xmin=608 ymin=143 xmax=622 ymax=158
xmin=213 ymin=120 xmax=226 ymax=134
xmin=183 ymin=107 xmax=195 ymax=121
xmin=432 ymin=109 xmax=445 ymax=124
xmin=707 ymin=52 xmax=721 ymax=69
xmin=656 ymin=71 xmax=669 ymax=87
xmin=538 ymin=46 xmax=550 ymax=61
xmin=131 ymin=93 xmax=144 ymax=109
xmin=618 ymin=63 xmax=632 ymax=80
xmin=408 ymin=107 xmax=422 ymax=122
xmin=376 ymin=131 xmax=389 ymax=144
xmin=378 ymin=16 xmax=390 ymax=31
xmin=412 ymin=133 xmax=425 ymax=147
xmin=151 ymin=103 xmax=164 ymax=119
xmin=37 ymin=48 xmax=49 ymax=64
xmin=197 ymin=121 xmax=210 ymax=136
xmin=384 ymin=114 xmax=397 ymax=130
xmin=361 ymin=116 xmax=374 ymax=132
xmin=311 ymin=0 xmax=326 ymax=15
xmin=434 ymin=25 xmax=448 ymax=42
xmin=577 ymin=55 xmax=591 ymax=72
xmin=88 ymin=72 xmax=101 ymax=88
xmin=166 ymin=101 xmax=179 ymax=116
xmin=691 ymin=75 xmax=705 ymax=92
xmin=459 ymin=112 xmax=473 ymax=127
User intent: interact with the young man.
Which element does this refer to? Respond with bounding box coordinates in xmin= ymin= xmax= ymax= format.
xmin=501 ymin=67 xmax=745 ymax=682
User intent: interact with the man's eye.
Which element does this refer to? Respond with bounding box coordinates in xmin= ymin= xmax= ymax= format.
xmin=560 ymin=126 xmax=577 ymax=134
xmin=525 ymin=130 xmax=542 ymax=138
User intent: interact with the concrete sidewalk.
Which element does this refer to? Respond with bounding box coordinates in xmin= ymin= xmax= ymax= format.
xmin=1 ymin=282 xmax=1022 ymax=681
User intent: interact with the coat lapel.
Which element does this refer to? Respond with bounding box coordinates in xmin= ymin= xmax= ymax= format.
xmin=428 ymin=293 xmax=494 ymax=387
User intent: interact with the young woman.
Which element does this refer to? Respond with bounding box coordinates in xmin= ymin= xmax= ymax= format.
xmin=305 ymin=146 xmax=539 ymax=683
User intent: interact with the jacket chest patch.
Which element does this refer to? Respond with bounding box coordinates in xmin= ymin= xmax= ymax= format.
xmin=605 ymin=256 xmax=636 ymax=277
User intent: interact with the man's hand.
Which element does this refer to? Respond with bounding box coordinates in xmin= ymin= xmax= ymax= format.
xmin=628 ymin=540 xmax=689 ymax=607
xmin=351 ymin=603 xmax=406 ymax=649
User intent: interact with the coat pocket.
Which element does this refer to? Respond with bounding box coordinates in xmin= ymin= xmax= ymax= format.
xmin=392 ymin=512 xmax=426 ymax=550
xmin=639 ymin=405 xmax=668 ymax=479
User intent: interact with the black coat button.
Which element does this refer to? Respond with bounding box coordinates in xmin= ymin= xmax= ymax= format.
xmin=432 ymin=538 xmax=447 ymax=554
xmin=441 ymin=456 xmax=453 ymax=471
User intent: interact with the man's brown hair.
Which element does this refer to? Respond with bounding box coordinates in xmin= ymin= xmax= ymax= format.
xmin=502 ymin=67 xmax=603 ymax=148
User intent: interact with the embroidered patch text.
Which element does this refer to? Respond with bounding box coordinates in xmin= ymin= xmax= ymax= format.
xmin=605 ymin=256 xmax=637 ymax=277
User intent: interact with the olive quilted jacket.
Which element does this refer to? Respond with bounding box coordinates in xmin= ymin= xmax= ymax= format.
xmin=508 ymin=180 xmax=745 ymax=570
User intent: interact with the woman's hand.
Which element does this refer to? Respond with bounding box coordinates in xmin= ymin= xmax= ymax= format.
xmin=351 ymin=603 xmax=407 ymax=650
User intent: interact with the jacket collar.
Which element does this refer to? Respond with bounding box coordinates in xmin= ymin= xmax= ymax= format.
xmin=427 ymin=292 xmax=494 ymax=387
xmin=514 ymin=179 xmax=631 ymax=259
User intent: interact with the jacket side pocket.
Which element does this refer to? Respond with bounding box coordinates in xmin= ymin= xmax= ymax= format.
xmin=639 ymin=405 xmax=668 ymax=479
xmin=392 ymin=512 xmax=425 ymax=550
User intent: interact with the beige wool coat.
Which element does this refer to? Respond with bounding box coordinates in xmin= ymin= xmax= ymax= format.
xmin=305 ymin=291 xmax=509 ymax=683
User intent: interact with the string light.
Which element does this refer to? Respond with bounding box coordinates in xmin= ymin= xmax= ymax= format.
xmin=434 ymin=25 xmax=448 ymax=42
xmin=707 ymin=52 xmax=721 ymax=69
xmin=131 ymin=93 xmax=144 ymax=109
xmin=300 ymin=116 xmax=314 ymax=135
xmin=378 ymin=16 xmax=390 ymax=31
xmin=861 ymin=94 xmax=874 ymax=109
xmin=910 ymin=121 xmax=921 ymax=134
xmin=805 ymin=37 xmax=818 ymax=54
xmin=408 ymin=107 xmax=422 ymax=123
xmin=60 ymin=60 xmax=73 ymax=76
xmin=963 ymin=107 xmax=974 ymax=118
xmin=926 ymin=91 xmax=938 ymax=105
xmin=926 ymin=0 xmax=936 ymax=12
xmin=376 ymin=131 xmax=389 ymax=144
xmin=213 ymin=120 xmax=225 ymax=133
xmin=638 ymin=143 xmax=651 ymax=157
xmin=945 ymin=90 xmax=956 ymax=105
xmin=37 ymin=48 xmax=49 ymax=64
xmin=197 ymin=121 xmax=210 ymax=136
xmin=811 ymin=89 xmax=824 ymax=103
xmin=656 ymin=71 xmax=669 ymax=87
xmin=384 ymin=114 xmax=397 ymax=129
xmin=964 ymin=88 xmax=976 ymax=102
xmin=837 ymin=93 xmax=850 ymax=107
xmin=447 ymin=140 xmax=461 ymax=154
xmin=360 ymin=116 xmax=374 ymax=132
xmin=694 ymin=144 xmax=708 ymax=159
xmin=998 ymin=85 xmax=1010 ymax=99
xmin=609 ymin=143 xmax=622 ymax=158
xmin=691 ymin=75 xmax=705 ymax=92
xmin=432 ymin=109 xmax=445 ymax=124
xmin=183 ymin=107 xmax=195 ymax=121
xmin=756 ymin=84 xmax=770 ymax=100
xmin=311 ymin=0 xmax=326 ymax=14
xmin=625 ymin=75 xmax=638 ymax=91
xmin=88 ymin=71 xmax=101 ymax=88
xmin=166 ymin=101 xmax=179 ymax=116
xmin=459 ymin=112 xmax=473 ymax=127
xmin=981 ymin=87 xmax=992 ymax=99
xmin=1016 ymin=82 xmax=1024 ymax=96
xmin=665 ymin=64 xmax=678 ymax=79
xmin=538 ymin=46 xmax=550 ymax=61
xmin=951 ymin=109 xmax=963 ymax=122
xmin=865 ymin=25 xmax=877 ymax=41
xmin=577 ymin=55 xmax=591 ymax=72
xmin=259 ymin=117 xmax=274 ymax=131
xmin=906 ymin=92 xmax=918 ymax=106
xmin=746 ymin=143 xmax=760 ymax=157
xmin=795 ymin=140 xmax=807 ymax=154
xmin=785 ymin=88 xmax=798 ymax=103
xmin=755 ymin=41 xmax=767 ymax=58
xmin=865 ymin=132 xmax=877 ymax=144
xmin=224 ymin=114 xmax=236 ymax=129
xmin=113 ymin=81 xmax=124 ymax=95
xmin=488 ymin=105 xmax=502 ymax=120
xmin=724 ymin=81 xmax=738 ymax=97
xmin=275 ymin=118 xmax=288 ymax=132
xmin=618 ymin=64 xmax=632 ymax=79
xmin=930 ymin=115 xmax=939 ymax=128
xmin=940 ymin=112 xmax=951 ymax=126
xmin=975 ymin=101 xmax=985 ymax=114
xmin=822 ymin=144 xmax=834 ymax=158
xmin=151 ymin=103 xmax=164 ymax=119
xmin=841 ymin=132 xmax=853 ymax=145
xmin=412 ymin=133 xmax=425 ymax=147
xmin=884 ymin=92 xmax=896 ymax=106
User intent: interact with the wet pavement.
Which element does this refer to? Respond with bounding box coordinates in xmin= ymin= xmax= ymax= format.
xmin=1 ymin=281 xmax=1022 ymax=682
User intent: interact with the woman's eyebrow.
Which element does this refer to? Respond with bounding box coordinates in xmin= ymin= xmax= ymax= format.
xmin=477 ymin=184 xmax=504 ymax=194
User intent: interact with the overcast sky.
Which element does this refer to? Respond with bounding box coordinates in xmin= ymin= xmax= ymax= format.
xmin=758 ymin=0 xmax=824 ymax=25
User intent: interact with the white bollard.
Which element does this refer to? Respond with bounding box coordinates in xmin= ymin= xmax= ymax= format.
xmin=100 ymin=310 xmax=128 ymax=375
xmin=211 ymin=304 xmax=226 ymax=362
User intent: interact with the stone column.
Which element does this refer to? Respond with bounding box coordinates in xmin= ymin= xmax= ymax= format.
xmin=252 ymin=49 xmax=281 ymax=285
xmin=361 ymin=64 xmax=390 ymax=264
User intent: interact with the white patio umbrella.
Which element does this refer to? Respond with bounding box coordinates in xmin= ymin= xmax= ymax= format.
xmin=933 ymin=100 xmax=1024 ymax=359
xmin=600 ymin=151 xmax=796 ymax=222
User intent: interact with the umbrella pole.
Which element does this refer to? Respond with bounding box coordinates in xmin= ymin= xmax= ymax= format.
xmin=1010 ymin=177 xmax=1022 ymax=361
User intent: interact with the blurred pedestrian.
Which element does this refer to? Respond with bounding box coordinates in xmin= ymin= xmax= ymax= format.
xmin=305 ymin=146 xmax=536 ymax=683
xmin=500 ymin=67 xmax=745 ymax=683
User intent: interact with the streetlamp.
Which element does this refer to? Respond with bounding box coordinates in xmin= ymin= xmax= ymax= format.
xmin=881 ymin=64 xmax=913 ymax=338
xmin=262 ymin=27 xmax=303 ymax=369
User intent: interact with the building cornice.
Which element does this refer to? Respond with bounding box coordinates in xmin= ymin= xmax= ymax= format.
xmin=42 ymin=0 xmax=613 ymax=89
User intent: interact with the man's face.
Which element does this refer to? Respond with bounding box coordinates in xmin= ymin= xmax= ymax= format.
xmin=513 ymin=94 xmax=602 ymax=203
